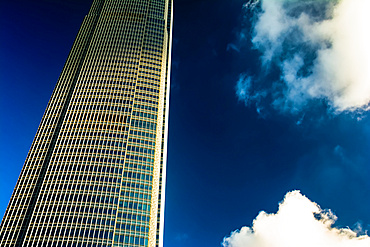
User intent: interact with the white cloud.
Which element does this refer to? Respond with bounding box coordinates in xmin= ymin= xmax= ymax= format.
xmin=227 ymin=43 xmax=241 ymax=53
xmin=236 ymin=74 xmax=269 ymax=116
xmin=236 ymin=74 xmax=253 ymax=102
xmin=222 ymin=190 xmax=370 ymax=247
xmin=239 ymin=0 xmax=370 ymax=114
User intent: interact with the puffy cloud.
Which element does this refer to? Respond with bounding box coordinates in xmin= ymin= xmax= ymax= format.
xmin=238 ymin=0 xmax=370 ymax=114
xmin=236 ymin=74 xmax=268 ymax=116
xmin=222 ymin=191 xmax=370 ymax=247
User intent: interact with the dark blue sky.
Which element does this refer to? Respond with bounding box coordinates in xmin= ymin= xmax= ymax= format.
xmin=1 ymin=1 xmax=369 ymax=247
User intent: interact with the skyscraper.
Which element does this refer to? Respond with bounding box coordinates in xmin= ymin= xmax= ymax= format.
xmin=0 ymin=0 xmax=172 ymax=246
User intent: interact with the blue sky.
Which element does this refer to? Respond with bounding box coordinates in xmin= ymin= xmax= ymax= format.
xmin=1 ymin=0 xmax=369 ymax=246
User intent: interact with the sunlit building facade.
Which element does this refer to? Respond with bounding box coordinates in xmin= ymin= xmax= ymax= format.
xmin=0 ymin=0 xmax=172 ymax=246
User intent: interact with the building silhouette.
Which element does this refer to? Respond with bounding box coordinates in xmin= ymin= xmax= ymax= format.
xmin=0 ymin=0 xmax=172 ymax=246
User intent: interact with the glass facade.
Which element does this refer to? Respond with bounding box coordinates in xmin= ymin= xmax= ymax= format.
xmin=0 ymin=0 xmax=173 ymax=247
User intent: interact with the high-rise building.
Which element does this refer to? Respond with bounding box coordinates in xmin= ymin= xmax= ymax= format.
xmin=0 ymin=0 xmax=172 ymax=246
